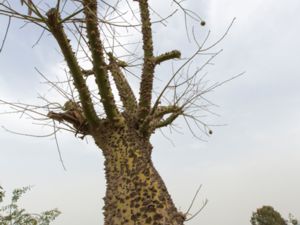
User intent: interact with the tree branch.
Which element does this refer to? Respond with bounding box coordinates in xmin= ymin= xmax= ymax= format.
xmin=155 ymin=112 xmax=181 ymax=129
xmin=152 ymin=105 xmax=183 ymax=129
xmin=82 ymin=69 xmax=94 ymax=77
xmin=137 ymin=0 xmax=155 ymax=121
xmin=46 ymin=8 xmax=100 ymax=126
xmin=82 ymin=0 xmax=123 ymax=123
xmin=107 ymin=52 xmax=137 ymax=114
xmin=82 ymin=60 xmax=127 ymax=77
xmin=152 ymin=105 xmax=183 ymax=119
xmin=154 ymin=50 xmax=181 ymax=65
xmin=141 ymin=105 xmax=183 ymax=132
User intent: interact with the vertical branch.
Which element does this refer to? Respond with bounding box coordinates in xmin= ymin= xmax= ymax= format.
xmin=137 ymin=0 xmax=155 ymax=121
xmin=46 ymin=8 xmax=100 ymax=126
xmin=107 ymin=53 xmax=137 ymax=114
xmin=82 ymin=0 xmax=122 ymax=123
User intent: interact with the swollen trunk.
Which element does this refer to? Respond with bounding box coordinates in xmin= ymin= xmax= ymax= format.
xmin=93 ymin=126 xmax=185 ymax=225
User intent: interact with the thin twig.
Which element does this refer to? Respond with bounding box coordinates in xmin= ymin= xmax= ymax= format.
xmin=52 ymin=120 xmax=67 ymax=171
xmin=0 ymin=15 xmax=11 ymax=53
xmin=185 ymin=184 xmax=202 ymax=216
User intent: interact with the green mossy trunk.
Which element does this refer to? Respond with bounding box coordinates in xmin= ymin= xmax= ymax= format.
xmin=92 ymin=124 xmax=185 ymax=225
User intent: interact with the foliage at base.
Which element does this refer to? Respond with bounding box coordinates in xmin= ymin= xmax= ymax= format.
xmin=0 ymin=186 xmax=60 ymax=225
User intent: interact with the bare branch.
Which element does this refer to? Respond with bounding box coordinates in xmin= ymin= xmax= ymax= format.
xmin=185 ymin=184 xmax=202 ymax=217
xmin=46 ymin=8 xmax=100 ymax=126
xmin=137 ymin=0 xmax=155 ymax=122
xmin=154 ymin=50 xmax=181 ymax=65
xmin=52 ymin=120 xmax=67 ymax=171
xmin=1 ymin=125 xmax=58 ymax=138
xmin=154 ymin=111 xmax=181 ymax=129
xmin=107 ymin=52 xmax=137 ymax=114
xmin=0 ymin=2 xmax=48 ymax=30
xmin=185 ymin=198 xmax=208 ymax=221
xmin=82 ymin=0 xmax=123 ymax=124
xmin=0 ymin=15 xmax=11 ymax=53
xmin=142 ymin=105 xmax=183 ymax=131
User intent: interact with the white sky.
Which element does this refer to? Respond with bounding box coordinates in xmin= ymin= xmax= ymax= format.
xmin=0 ymin=0 xmax=300 ymax=225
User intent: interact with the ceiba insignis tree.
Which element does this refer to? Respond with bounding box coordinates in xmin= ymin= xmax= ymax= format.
xmin=0 ymin=0 xmax=236 ymax=224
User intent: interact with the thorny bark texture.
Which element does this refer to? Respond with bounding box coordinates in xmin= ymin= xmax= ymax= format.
xmin=0 ymin=0 xmax=215 ymax=224
xmin=93 ymin=122 xmax=185 ymax=225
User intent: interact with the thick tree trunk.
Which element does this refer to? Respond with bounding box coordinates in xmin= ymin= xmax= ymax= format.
xmin=93 ymin=124 xmax=185 ymax=225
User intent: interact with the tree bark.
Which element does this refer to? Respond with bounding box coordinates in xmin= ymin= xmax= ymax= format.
xmin=92 ymin=123 xmax=185 ymax=225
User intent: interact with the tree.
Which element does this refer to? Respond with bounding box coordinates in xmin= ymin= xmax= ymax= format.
xmin=251 ymin=206 xmax=287 ymax=225
xmin=0 ymin=0 xmax=236 ymax=224
xmin=0 ymin=185 xmax=60 ymax=225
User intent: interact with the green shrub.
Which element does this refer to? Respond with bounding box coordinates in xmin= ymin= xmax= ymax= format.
xmin=0 ymin=186 xmax=60 ymax=225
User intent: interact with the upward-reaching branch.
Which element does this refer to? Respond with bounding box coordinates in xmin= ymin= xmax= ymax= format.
xmin=107 ymin=53 xmax=137 ymax=114
xmin=137 ymin=0 xmax=155 ymax=121
xmin=46 ymin=8 xmax=99 ymax=126
xmin=82 ymin=0 xmax=122 ymax=123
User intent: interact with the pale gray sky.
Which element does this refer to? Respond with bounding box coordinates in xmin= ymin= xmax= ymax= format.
xmin=0 ymin=0 xmax=300 ymax=225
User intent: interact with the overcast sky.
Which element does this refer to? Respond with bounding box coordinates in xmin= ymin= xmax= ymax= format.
xmin=0 ymin=0 xmax=300 ymax=225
